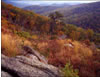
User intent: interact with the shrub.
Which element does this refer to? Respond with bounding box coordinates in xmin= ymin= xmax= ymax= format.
xmin=50 ymin=35 xmax=58 ymax=40
xmin=22 ymin=40 xmax=32 ymax=47
xmin=1 ymin=33 xmax=33 ymax=57
xmin=73 ymin=41 xmax=93 ymax=57
xmin=31 ymin=35 xmax=38 ymax=40
xmin=1 ymin=33 xmax=21 ymax=57
xmin=16 ymin=31 xmax=31 ymax=38
xmin=62 ymin=62 xmax=79 ymax=77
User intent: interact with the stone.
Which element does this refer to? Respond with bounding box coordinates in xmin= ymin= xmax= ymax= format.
xmin=1 ymin=54 xmax=61 ymax=77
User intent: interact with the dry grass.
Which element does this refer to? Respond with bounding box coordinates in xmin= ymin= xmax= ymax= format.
xmin=73 ymin=41 xmax=92 ymax=57
xmin=1 ymin=33 xmax=21 ymax=56
xmin=1 ymin=33 xmax=34 ymax=57
xmin=23 ymin=39 xmax=32 ymax=47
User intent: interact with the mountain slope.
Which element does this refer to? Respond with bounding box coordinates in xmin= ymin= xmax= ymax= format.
xmin=23 ymin=4 xmax=71 ymax=14
xmin=44 ymin=2 xmax=100 ymax=33
xmin=1 ymin=2 xmax=100 ymax=77
xmin=1 ymin=2 xmax=50 ymax=34
xmin=2 ymin=2 xmax=99 ymax=44
xmin=23 ymin=2 xmax=100 ymax=33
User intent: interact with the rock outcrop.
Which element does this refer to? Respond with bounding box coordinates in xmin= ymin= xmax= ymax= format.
xmin=1 ymin=46 xmax=61 ymax=77
xmin=22 ymin=46 xmax=48 ymax=64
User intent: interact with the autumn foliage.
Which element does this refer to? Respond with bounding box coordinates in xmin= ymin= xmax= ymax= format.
xmin=1 ymin=2 xmax=100 ymax=77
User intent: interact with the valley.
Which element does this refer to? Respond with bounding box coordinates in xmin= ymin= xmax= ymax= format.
xmin=1 ymin=1 xmax=100 ymax=77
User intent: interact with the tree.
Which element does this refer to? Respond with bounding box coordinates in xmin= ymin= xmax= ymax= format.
xmin=64 ymin=24 xmax=77 ymax=37
xmin=77 ymin=27 xmax=86 ymax=40
xmin=49 ymin=11 xmax=63 ymax=21
xmin=70 ymin=31 xmax=80 ymax=40
xmin=48 ymin=11 xmax=64 ymax=34
xmin=86 ymin=29 xmax=94 ymax=40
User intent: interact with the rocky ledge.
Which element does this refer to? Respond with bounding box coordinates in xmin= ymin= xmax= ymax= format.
xmin=1 ymin=46 xmax=61 ymax=77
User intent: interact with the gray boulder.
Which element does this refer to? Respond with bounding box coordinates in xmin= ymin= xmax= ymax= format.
xmin=22 ymin=46 xmax=48 ymax=64
xmin=1 ymin=46 xmax=62 ymax=77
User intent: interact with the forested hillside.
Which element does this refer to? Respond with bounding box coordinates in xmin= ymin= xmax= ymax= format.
xmin=2 ymin=2 xmax=99 ymax=42
xmin=24 ymin=2 xmax=100 ymax=33
xmin=2 ymin=2 xmax=50 ymax=34
xmin=1 ymin=2 xmax=100 ymax=77
xmin=45 ymin=2 xmax=100 ymax=33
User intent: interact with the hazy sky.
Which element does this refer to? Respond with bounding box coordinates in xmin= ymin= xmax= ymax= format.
xmin=3 ymin=0 xmax=97 ymax=7
xmin=9 ymin=1 xmax=97 ymax=5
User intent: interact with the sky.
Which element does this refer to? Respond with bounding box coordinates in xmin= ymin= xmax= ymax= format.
xmin=15 ymin=1 xmax=96 ymax=5
xmin=3 ymin=0 xmax=97 ymax=7
xmin=3 ymin=0 xmax=97 ymax=4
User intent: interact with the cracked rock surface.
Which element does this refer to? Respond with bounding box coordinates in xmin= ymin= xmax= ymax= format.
xmin=1 ymin=46 xmax=61 ymax=77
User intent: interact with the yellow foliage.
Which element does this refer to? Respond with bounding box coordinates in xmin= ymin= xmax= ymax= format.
xmin=67 ymin=39 xmax=72 ymax=43
xmin=73 ymin=41 xmax=81 ymax=54
xmin=1 ymin=33 xmax=21 ymax=57
xmin=37 ymin=42 xmax=48 ymax=49
xmin=31 ymin=35 xmax=38 ymax=40
xmin=73 ymin=41 xmax=92 ymax=57
xmin=24 ymin=40 xmax=32 ymax=47
xmin=1 ymin=32 xmax=35 ymax=57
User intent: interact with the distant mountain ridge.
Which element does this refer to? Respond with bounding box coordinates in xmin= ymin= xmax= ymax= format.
xmin=55 ymin=2 xmax=100 ymax=33
xmin=24 ymin=2 xmax=100 ymax=32
xmin=24 ymin=1 xmax=100 ymax=33
xmin=23 ymin=4 xmax=71 ymax=14
xmin=2 ymin=0 xmax=100 ymax=32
